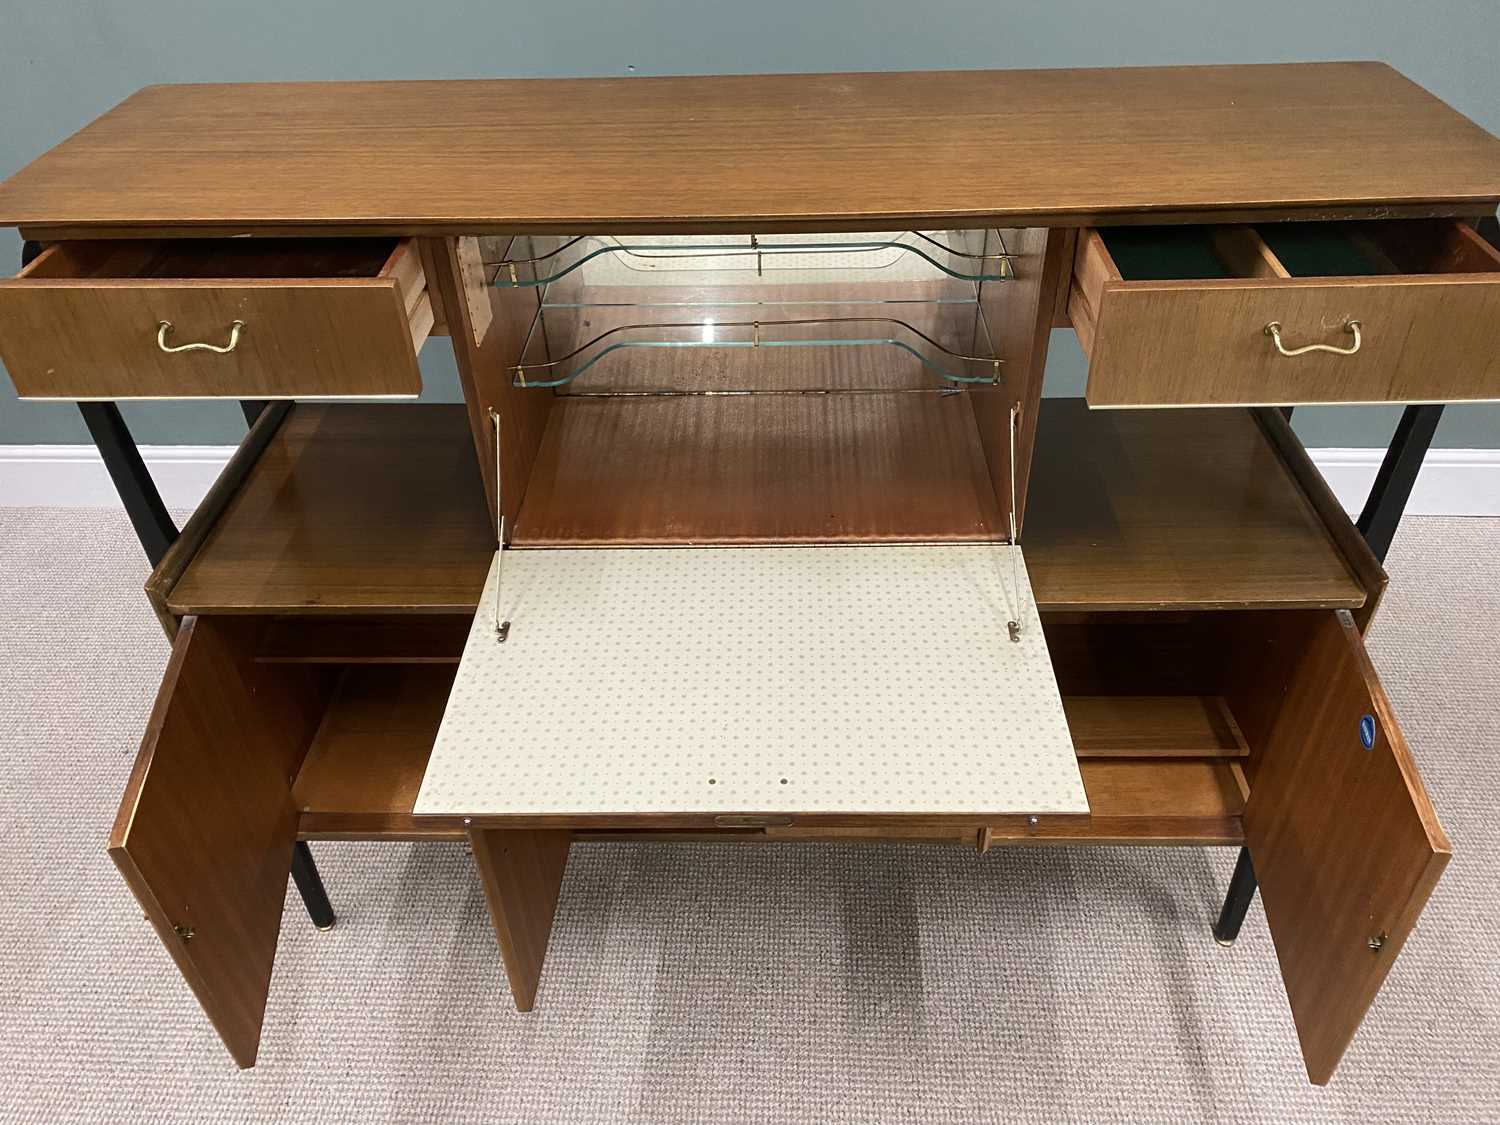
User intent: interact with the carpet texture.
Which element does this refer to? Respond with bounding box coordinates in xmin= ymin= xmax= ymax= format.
xmin=0 ymin=509 xmax=1496 ymax=1124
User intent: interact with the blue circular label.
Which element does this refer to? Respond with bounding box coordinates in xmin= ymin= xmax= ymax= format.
xmin=1359 ymin=714 xmax=1377 ymax=749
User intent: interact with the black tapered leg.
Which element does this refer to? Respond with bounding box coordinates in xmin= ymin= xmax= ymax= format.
xmin=1213 ymin=849 xmax=1258 ymax=946
xmin=290 ymin=843 xmax=337 ymax=931
xmin=239 ymin=400 xmax=270 ymax=427
xmin=1356 ymin=404 xmax=1444 ymax=564
xmin=77 ymin=402 xmax=179 ymax=568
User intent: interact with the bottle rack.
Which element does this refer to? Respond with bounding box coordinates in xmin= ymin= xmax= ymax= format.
xmin=486 ymin=231 xmax=1012 ymax=394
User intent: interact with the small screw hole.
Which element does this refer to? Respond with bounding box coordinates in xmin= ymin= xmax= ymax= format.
xmin=708 ymin=778 xmax=716 ymax=785
xmin=780 ymin=778 xmax=788 ymax=785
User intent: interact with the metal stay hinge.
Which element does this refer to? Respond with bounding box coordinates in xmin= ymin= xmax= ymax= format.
xmin=490 ymin=408 xmax=511 ymax=643
xmin=1005 ymin=402 xmax=1025 ymax=642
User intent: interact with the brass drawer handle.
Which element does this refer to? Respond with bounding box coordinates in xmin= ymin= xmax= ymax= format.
xmin=1263 ymin=319 xmax=1361 ymax=357
xmin=157 ymin=319 xmax=246 ymax=354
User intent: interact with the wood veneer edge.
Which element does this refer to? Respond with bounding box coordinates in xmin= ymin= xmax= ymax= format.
xmin=1250 ymin=407 xmax=1387 ymax=626
xmin=146 ymin=401 xmax=293 ymax=637
xmin=15 ymin=201 xmax=1500 ymax=243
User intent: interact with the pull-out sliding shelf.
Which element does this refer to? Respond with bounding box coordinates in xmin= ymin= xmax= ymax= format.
xmin=414 ymin=545 xmax=1087 ymax=826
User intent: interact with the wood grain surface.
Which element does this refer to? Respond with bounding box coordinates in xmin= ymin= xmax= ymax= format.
xmin=294 ymin=664 xmax=465 ymax=840
xmin=1063 ymin=695 xmax=1246 ymax=758
xmin=1024 ymin=400 xmax=1368 ymax=611
xmin=146 ymin=400 xmax=293 ymax=637
xmin=0 ymin=239 xmax=426 ymax=399
xmin=970 ymin=227 xmax=1068 ymax=535
xmin=167 ymin=403 xmax=493 ymax=615
xmin=469 ymin=828 xmax=573 ymax=1011
xmin=1086 ymin=273 xmax=1500 ymax=406
xmin=1250 ymin=408 xmax=1388 ymax=626
xmin=984 ymin=758 xmax=1246 ymax=847
xmin=1244 ymin=610 xmax=1450 ymax=1084
xmin=4 ymin=65 xmax=1498 ymax=236
xmin=1075 ymin=219 xmax=1500 ymax=406
xmin=158 ymin=399 xmax=1371 ymax=614
xmin=425 ymin=237 xmax=553 ymax=532
xmin=513 ymin=392 xmax=1004 ymax=545
xmin=108 ymin=616 xmax=328 ymax=1068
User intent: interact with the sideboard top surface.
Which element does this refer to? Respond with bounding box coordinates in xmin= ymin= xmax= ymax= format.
xmin=3 ymin=62 xmax=1500 ymax=236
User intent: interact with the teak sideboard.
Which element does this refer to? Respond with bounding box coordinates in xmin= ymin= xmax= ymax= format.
xmin=2 ymin=63 xmax=1499 ymax=1085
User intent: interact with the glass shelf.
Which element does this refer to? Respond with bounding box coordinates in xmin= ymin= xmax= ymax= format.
xmin=510 ymin=301 xmax=1002 ymax=390
xmin=489 ymin=231 xmax=1012 ymax=289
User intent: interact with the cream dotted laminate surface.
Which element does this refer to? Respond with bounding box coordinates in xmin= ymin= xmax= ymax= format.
xmin=414 ymin=544 xmax=1087 ymax=819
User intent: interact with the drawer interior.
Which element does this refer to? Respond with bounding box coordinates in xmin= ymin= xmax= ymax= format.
xmin=22 ymin=238 xmax=409 ymax=281
xmin=1094 ymin=219 xmax=1500 ymax=284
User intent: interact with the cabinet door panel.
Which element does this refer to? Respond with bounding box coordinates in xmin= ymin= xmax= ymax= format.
xmin=1246 ymin=609 xmax=1449 ymax=1084
xmin=109 ymin=616 xmax=327 ymax=1067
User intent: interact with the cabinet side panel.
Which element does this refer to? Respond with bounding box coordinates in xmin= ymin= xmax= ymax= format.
xmin=974 ymin=227 xmax=1070 ymax=534
xmin=426 ymin=236 xmax=553 ymax=533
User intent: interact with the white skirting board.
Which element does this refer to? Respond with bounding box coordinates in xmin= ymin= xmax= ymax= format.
xmin=0 ymin=444 xmax=235 ymax=510
xmin=2 ymin=443 xmax=1499 ymax=517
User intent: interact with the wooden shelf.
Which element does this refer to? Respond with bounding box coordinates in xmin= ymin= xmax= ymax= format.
xmin=294 ymin=664 xmax=463 ymax=840
xmin=1025 ymin=399 xmax=1370 ymax=611
xmin=984 ymin=760 xmax=1247 ymax=848
xmin=512 ymin=393 xmax=1004 ymax=545
xmin=293 ymin=662 xmax=1245 ymax=845
xmin=165 ymin=404 xmax=493 ymax=616
xmin=159 ymin=396 xmax=1370 ymax=616
xmin=1065 ymin=695 xmax=1246 ymax=758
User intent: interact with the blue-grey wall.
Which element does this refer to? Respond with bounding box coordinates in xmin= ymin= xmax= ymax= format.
xmin=2 ymin=0 xmax=1497 ymax=448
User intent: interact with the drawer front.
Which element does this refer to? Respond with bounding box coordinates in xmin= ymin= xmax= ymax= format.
xmin=0 ymin=241 xmax=430 ymax=399
xmin=1072 ymin=225 xmax=1500 ymax=406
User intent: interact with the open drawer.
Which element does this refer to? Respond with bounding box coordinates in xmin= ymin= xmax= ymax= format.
xmin=110 ymin=596 xmax=1446 ymax=1083
xmin=0 ymin=238 xmax=432 ymax=399
xmin=1070 ymin=219 xmax=1500 ymax=406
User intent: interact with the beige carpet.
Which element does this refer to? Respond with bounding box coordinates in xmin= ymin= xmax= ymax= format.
xmin=1 ymin=508 xmax=1496 ymax=1124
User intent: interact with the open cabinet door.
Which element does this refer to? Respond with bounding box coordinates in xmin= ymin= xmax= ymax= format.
xmin=109 ymin=616 xmax=327 ymax=1068
xmin=1245 ymin=610 xmax=1450 ymax=1085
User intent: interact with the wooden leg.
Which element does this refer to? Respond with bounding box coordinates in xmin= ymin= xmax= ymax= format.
xmin=467 ymin=827 xmax=571 ymax=1011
